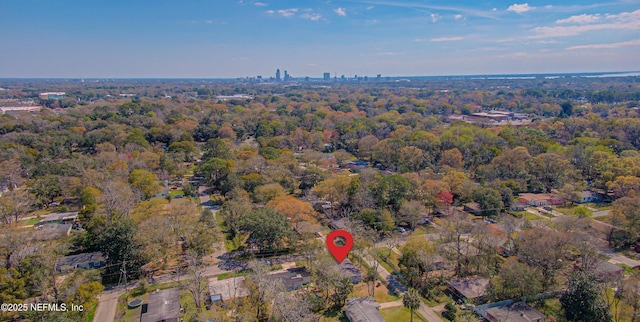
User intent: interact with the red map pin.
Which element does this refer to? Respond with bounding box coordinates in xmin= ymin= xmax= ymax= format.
xmin=326 ymin=230 xmax=353 ymax=264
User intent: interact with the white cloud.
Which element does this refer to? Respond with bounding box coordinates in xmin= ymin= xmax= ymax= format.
xmin=266 ymin=10 xmax=274 ymax=14
xmin=204 ymin=20 xmax=213 ymax=24
xmin=507 ymin=3 xmax=533 ymax=14
xmin=302 ymin=13 xmax=322 ymax=21
xmin=278 ymin=8 xmax=298 ymax=17
xmin=254 ymin=2 xmax=267 ymax=6
xmin=431 ymin=13 xmax=440 ymax=23
xmin=532 ymin=9 xmax=640 ymax=38
xmin=566 ymin=39 xmax=640 ymax=50
xmin=556 ymin=14 xmax=601 ymax=24
xmin=366 ymin=6 xmax=374 ymax=10
xmin=492 ymin=8 xmax=497 ymax=12
xmin=454 ymin=14 xmax=463 ymax=20
xmin=431 ymin=36 xmax=464 ymax=42
xmin=334 ymin=8 xmax=347 ymax=16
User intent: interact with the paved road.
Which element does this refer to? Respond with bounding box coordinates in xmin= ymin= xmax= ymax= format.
xmin=93 ymin=289 xmax=124 ymax=322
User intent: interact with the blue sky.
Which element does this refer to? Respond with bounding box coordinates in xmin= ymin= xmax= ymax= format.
xmin=1 ymin=0 xmax=639 ymax=78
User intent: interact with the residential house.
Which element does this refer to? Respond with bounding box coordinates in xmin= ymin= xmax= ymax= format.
xmin=34 ymin=212 xmax=78 ymax=226
xmin=344 ymin=297 xmax=385 ymax=322
xmin=57 ymin=252 xmax=105 ymax=273
xmin=484 ymin=302 xmax=546 ymax=322
xmin=448 ymin=277 xmax=490 ymax=304
xmin=518 ymin=193 xmax=563 ymax=207
xmin=140 ymin=288 xmax=180 ymax=322
xmin=338 ymin=259 xmax=362 ymax=284
xmin=271 ymin=267 xmax=311 ymax=291
xmin=208 ymin=276 xmax=249 ymax=306
xmin=464 ymin=202 xmax=483 ymax=216
xmin=510 ymin=202 xmax=528 ymax=212
xmin=576 ymin=191 xmax=600 ymax=204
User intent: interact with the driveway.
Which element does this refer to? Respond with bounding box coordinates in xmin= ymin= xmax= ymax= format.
xmin=93 ymin=289 xmax=123 ymax=322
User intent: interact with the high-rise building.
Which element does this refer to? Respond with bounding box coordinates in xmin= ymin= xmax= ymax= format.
xmin=284 ymin=70 xmax=289 ymax=81
xmin=276 ymin=69 xmax=281 ymax=82
xmin=323 ymin=72 xmax=331 ymax=81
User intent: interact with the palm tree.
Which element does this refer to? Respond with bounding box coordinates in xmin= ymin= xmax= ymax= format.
xmin=403 ymin=288 xmax=421 ymax=322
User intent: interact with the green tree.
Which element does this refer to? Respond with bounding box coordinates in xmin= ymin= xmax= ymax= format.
xmin=375 ymin=174 xmax=414 ymax=210
xmin=129 ymin=169 xmax=161 ymax=199
xmin=238 ymin=208 xmax=292 ymax=252
xmin=333 ymin=278 xmax=353 ymax=308
xmin=560 ymin=271 xmax=611 ymax=322
xmin=96 ymin=219 xmax=147 ymax=283
xmin=0 ymin=267 xmax=27 ymax=303
xmin=472 ymin=187 xmax=504 ymax=217
xmin=403 ymin=288 xmax=421 ymax=322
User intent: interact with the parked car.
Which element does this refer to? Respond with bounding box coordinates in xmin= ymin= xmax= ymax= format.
xmin=543 ymin=206 xmax=553 ymax=211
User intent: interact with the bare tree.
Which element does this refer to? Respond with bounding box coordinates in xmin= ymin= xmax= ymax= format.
xmin=179 ymin=253 xmax=207 ymax=313
xmin=271 ymin=291 xmax=315 ymax=322
xmin=246 ymin=260 xmax=283 ymax=321
xmin=0 ymin=190 xmax=34 ymax=224
xmin=97 ymin=180 xmax=140 ymax=221
xmin=440 ymin=212 xmax=473 ymax=276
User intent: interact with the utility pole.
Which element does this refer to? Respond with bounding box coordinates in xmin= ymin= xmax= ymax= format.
xmin=119 ymin=260 xmax=128 ymax=299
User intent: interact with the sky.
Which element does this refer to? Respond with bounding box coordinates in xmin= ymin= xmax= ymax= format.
xmin=1 ymin=0 xmax=639 ymax=78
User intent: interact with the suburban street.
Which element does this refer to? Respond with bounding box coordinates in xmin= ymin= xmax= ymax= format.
xmin=93 ymin=186 xmax=232 ymax=322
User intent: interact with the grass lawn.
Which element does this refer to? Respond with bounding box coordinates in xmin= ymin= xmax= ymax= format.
xmin=217 ymin=269 xmax=251 ymax=280
xmin=411 ymin=229 xmax=427 ymax=236
xmin=587 ymin=202 xmax=612 ymax=210
xmin=375 ymin=248 xmax=401 ymax=273
xmin=519 ymin=212 xmax=544 ymax=221
xmin=555 ymin=206 xmax=592 ymax=217
xmin=533 ymin=298 xmax=564 ymax=322
xmin=379 ymin=306 xmax=427 ymax=322
xmin=84 ymin=301 xmax=99 ymax=322
xmin=350 ymin=281 xmax=399 ymax=303
xmin=22 ymin=217 xmax=41 ymax=226
xmin=169 ymin=189 xmax=185 ymax=197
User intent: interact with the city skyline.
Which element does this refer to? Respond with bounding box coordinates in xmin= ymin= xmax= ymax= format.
xmin=1 ymin=0 xmax=639 ymax=78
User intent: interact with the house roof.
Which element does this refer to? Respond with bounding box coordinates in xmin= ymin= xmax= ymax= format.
xmin=485 ymin=302 xmax=546 ymax=322
xmin=519 ymin=193 xmax=562 ymax=201
xmin=448 ymin=277 xmax=489 ymax=299
xmin=39 ymin=212 xmax=78 ymax=223
xmin=140 ymin=288 xmax=180 ymax=322
xmin=345 ymin=297 xmax=385 ymax=322
xmin=270 ymin=267 xmax=311 ymax=290
xmin=57 ymin=251 xmax=105 ymax=272
xmin=208 ymin=276 xmax=249 ymax=301
xmin=338 ymin=259 xmax=362 ymax=280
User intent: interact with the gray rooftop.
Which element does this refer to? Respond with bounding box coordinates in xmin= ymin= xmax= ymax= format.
xmin=140 ymin=288 xmax=180 ymax=322
xmin=345 ymin=297 xmax=385 ymax=322
xmin=208 ymin=276 xmax=249 ymax=302
xmin=485 ymin=302 xmax=546 ymax=322
xmin=449 ymin=277 xmax=490 ymax=299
